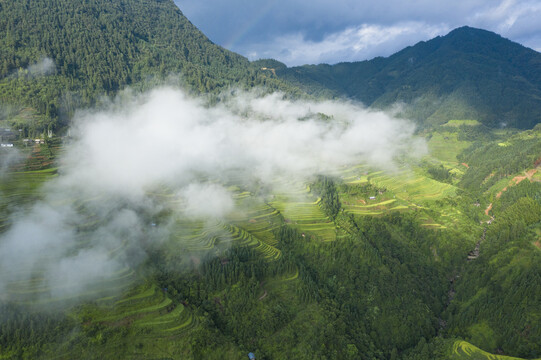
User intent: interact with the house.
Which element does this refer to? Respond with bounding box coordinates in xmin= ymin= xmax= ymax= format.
xmin=1 ymin=143 xmax=14 ymax=148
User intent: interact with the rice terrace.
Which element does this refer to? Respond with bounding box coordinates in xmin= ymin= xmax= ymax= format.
xmin=1 ymin=0 xmax=541 ymax=359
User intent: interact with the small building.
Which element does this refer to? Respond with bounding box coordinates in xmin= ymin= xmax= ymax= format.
xmin=248 ymin=353 xmax=256 ymax=360
xmin=1 ymin=143 xmax=14 ymax=148
xmin=369 ymin=196 xmax=376 ymax=200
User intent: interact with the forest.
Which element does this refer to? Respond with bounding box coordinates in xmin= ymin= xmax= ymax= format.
xmin=1 ymin=0 xmax=541 ymax=359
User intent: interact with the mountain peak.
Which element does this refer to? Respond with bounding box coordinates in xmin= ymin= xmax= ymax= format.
xmin=278 ymin=26 xmax=541 ymax=129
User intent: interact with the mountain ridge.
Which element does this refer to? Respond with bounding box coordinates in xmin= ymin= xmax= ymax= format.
xmin=275 ymin=26 xmax=541 ymax=129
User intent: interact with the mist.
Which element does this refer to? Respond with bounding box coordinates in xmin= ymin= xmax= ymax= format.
xmin=0 ymin=147 xmax=23 ymax=177
xmin=0 ymin=87 xmax=426 ymax=304
xmin=26 ymin=57 xmax=56 ymax=77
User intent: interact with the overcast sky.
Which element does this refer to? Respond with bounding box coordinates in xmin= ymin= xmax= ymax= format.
xmin=174 ymin=0 xmax=541 ymax=66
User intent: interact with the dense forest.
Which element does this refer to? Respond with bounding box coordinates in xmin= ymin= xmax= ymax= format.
xmin=0 ymin=0 xmax=300 ymax=136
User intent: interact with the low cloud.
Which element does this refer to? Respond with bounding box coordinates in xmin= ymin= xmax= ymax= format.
xmin=0 ymin=147 xmax=23 ymax=176
xmin=0 ymin=87 xmax=425 ymax=304
xmin=26 ymin=57 xmax=56 ymax=77
xmin=7 ymin=57 xmax=57 ymax=79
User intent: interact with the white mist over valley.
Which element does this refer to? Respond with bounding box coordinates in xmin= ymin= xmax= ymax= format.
xmin=0 ymin=87 xmax=424 ymax=302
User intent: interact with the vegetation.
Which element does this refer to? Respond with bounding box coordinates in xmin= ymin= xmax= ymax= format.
xmin=277 ymin=27 xmax=541 ymax=129
xmin=1 ymin=1 xmax=541 ymax=359
xmin=5 ymin=121 xmax=540 ymax=359
xmin=0 ymin=0 xmax=301 ymax=136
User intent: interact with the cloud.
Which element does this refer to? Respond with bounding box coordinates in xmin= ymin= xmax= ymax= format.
xmin=180 ymin=183 xmax=235 ymax=220
xmin=26 ymin=57 xmax=56 ymax=77
xmin=469 ymin=0 xmax=541 ymax=46
xmin=0 ymin=87 xmax=425 ymax=304
xmin=244 ymin=22 xmax=449 ymax=66
xmin=176 ymin=0 xmax=541 ymax=65
xmin=0 ymin=147 xmax=23 ymax=176
xmin=5 ymin=57 xmax=57 ymax=79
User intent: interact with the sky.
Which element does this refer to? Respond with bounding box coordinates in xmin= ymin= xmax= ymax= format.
xmin=175 ymin=0 xmax=541 ymax=66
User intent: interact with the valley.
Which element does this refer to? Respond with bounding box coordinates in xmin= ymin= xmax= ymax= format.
xmin=1 ymin=1 xmax=541 ymax=359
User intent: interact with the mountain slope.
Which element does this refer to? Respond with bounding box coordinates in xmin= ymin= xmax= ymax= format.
xmin=0 ymin=0 xmax=297 ymax=133
xmin=277 ymin=27 xmax=541 ymax=129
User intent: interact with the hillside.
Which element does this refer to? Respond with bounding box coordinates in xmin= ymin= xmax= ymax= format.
xmin=1 ymin=1 xmax=541 ymax=359
xmin=2 ymin=122 xmax=541 ymax=359
xmin=276 ymin=27 xmax=541 ymax=129
xmin=0 ymin=0 xmax=297 ymax=135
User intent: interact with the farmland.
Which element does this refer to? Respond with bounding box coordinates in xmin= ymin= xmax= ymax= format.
xmin=1 ymin=123 xmax=539 ymax=360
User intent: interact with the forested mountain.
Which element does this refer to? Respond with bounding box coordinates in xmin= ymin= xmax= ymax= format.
xmin=1 ymin=1 xmax=541 ymax=359
xmin=0 ymin=0 xmax=297 ymax=134
xmin=276 ymin=27 xmax=541 ymax=129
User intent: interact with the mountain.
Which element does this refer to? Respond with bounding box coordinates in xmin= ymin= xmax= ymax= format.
xmin=1 ymin=2 xmax=541 ymax=359
xmin=0 ymin=0 xmax=297 ymax=134
xmin=276 ymin=27 xmax=541 ymax=129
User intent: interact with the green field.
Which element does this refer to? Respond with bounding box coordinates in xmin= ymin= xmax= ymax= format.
xmin=428 ymin=131 xmax=472 ymax=163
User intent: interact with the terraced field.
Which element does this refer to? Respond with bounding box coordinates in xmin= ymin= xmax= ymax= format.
xmin=339 ymin=164 xmax=456 ymax=203
xmin=1 ymin=138 xmax=497 ymax=359
xmin=428 ymin=131 xmax=472 ymax=164
xmin=450 ymin=341 xmax=541 ymax=360
xmin=334 ymin=163 xmax=464 ymax=229
xmin=0 ymin=168 xmax=58 ymax=231
xmin=94 ymin=282 xmax=197 ymax=335
xmin=367 ymin=168 xmax=456 ymax=203
xmin=269 ymin=181 xmax=336 ymax=241
xmin=167 ymin=214 xmax=282 ymax=261
xmin=229 ymin=192 xmax=282 ymax=246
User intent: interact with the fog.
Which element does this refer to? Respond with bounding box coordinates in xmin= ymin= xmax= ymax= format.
xmin=0 ymin=87 xmax=426 ymax=303
xmin=26 ymin=57 xmax=56 ymax=77
xmin=0 ymin=147 xmax=23 ymax=177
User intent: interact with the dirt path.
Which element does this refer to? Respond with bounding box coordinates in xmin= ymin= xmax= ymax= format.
xmin=258 ymin=290 xmax=268 ymax=301
xmin=485 ymin=203 xmax=492 ymax=216
xmin=496 ymin=169 xmax=538 ymax=199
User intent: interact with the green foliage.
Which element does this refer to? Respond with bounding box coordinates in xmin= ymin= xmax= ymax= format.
xmin=427 ymin=164 xmax=452 ymax=183
xmin=0 ymin=0 xmax=301 ymax=134
xmin=445 ymin=196 xmax=541 ymax=358
xmin=311 ymin=176 xmax=341 ymax=219
xmin=1 ymin=3 xmax=541 ymax=359
xmin=277 ymin=27 xmax=541 ymax=129
xmin=457 ymin=129 xmax=541 ymax=195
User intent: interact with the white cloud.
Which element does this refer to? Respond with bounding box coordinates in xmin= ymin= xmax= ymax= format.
xmin=468 ymin=0 xmax=541 ymax=47
xmin=246 ymin=22 xmax=449 ymax=65
xmin=0 ymin=87 xmax=425 ymax=303
xmin=177 ymin=0 xmax=541 ymax=65
xmin=26 ymin=57 xmax=56 ymax=77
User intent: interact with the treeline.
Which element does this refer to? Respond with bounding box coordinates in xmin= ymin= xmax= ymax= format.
xmin=122 ymin=179 xmax=453 ymax=359
xmin=0 ymin=303 xmax=75 ymax=359
xmin=311 ymin=176 xmax=341 ymax=219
